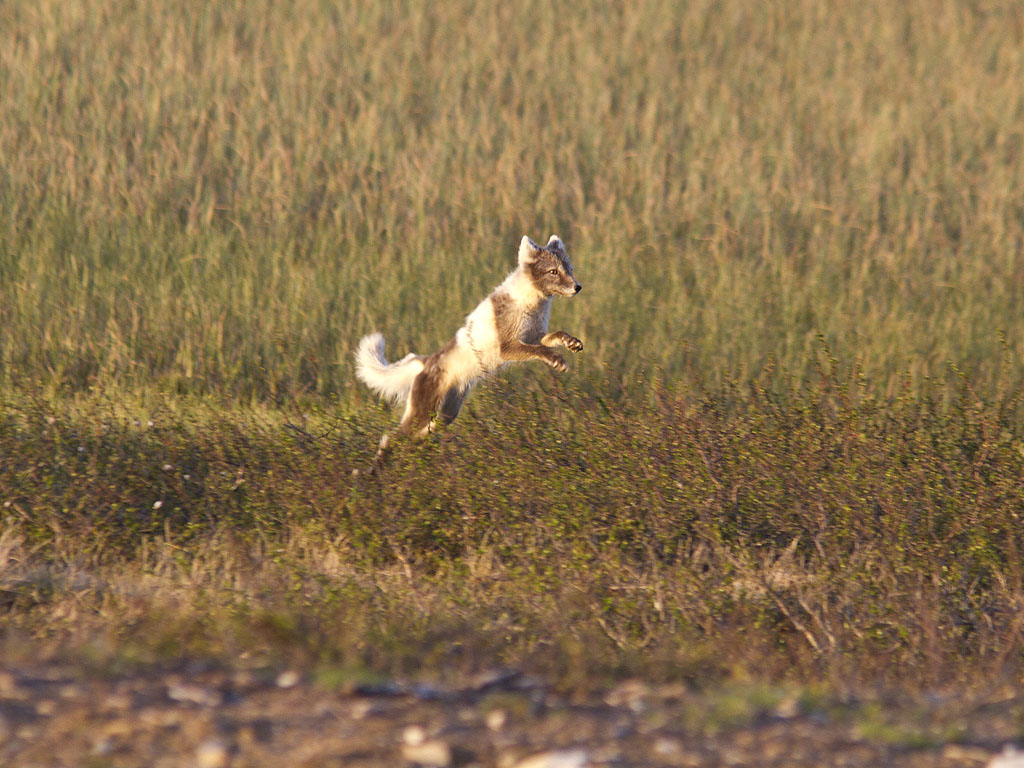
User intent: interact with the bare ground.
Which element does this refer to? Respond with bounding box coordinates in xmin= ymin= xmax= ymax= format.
xmin=2 ymin=663 xmax=1020 ymax=768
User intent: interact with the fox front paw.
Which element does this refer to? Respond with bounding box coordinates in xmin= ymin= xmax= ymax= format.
xmin=565 ymin=335 xmax=584 ymax=352
xmin=548 ymin=354 xmax=567 ymax=373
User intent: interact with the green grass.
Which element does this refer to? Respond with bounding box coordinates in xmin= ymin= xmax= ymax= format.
xmin=2 ymin=363 xmax=1023 ymax=689
xmin=2 ymin=0 xmax=1024 ymax=695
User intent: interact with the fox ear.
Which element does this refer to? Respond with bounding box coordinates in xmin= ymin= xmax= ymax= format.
xmin=546 ymin=235 xmax=566 ymax=254
xmin=518 ymin=236 xmax=542 ymax=264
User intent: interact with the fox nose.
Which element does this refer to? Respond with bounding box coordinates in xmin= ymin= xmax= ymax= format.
xmin=574 ymin=283 xmax=582 ymax=293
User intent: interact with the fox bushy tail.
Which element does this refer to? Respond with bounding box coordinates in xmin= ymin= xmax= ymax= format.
xmin=355 ymin=332 xmax=423 ymax=405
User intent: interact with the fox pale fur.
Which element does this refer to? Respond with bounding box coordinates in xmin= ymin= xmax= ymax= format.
xmin=356 ymin=235 xmax=582 ymax=452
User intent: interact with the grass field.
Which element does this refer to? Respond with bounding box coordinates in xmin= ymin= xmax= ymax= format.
xmin=3 ymin=0 xmax=1023 ymax=398
xmin=3 ymin=0 xmax=1024 ymax=702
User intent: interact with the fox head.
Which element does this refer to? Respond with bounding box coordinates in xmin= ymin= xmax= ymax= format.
xmin=518 ymin=235 xmax=582 ymax=297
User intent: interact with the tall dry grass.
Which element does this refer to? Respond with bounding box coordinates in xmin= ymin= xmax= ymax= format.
xmin=1 ymin=0 xmax=1022 ymax=400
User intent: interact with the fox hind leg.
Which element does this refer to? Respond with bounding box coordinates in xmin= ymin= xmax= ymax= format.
xmin=373 ymin=382 xmax=430 ymax=467
xmin=372 ymin=393 xmax=429 ymax=470
xmin=436 ymin=385 xmax=469 ymax=426
xmin=398 ymin=367 xmax=444 ymax=439
xmin=372 ymin=361 xmax=450 ymax=470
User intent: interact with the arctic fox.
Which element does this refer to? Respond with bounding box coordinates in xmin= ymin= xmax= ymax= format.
xmin=356 ymin=235 xmax=582 ymax=452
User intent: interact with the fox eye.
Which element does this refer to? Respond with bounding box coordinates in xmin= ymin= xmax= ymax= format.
xmin=548 ymin=268 xmax=559 ymax=275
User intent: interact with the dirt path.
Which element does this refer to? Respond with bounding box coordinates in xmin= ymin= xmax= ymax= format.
xmin=0 ymin=664 xmax=1017 ymax=767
